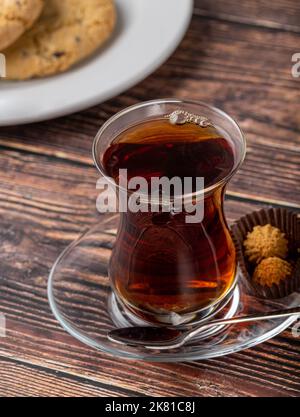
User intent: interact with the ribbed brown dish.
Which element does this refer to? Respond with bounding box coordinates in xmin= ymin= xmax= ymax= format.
xmin=231 ymin=208 xmax=300 ymax=299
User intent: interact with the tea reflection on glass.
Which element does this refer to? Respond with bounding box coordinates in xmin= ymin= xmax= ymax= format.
xmin=93 ymin=100 xmax=246 ymax=325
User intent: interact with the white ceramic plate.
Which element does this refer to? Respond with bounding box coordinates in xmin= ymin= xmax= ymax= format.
xmin=0 ymin=0 xmax=193 ymax=126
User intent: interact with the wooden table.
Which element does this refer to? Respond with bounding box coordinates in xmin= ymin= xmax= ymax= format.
xmin=0 ymin=0 xmax=299 ymax=397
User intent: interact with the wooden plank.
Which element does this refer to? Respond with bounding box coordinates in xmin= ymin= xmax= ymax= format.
xmin=0 ymin=147 xmax=295 ymax=272
xmin=0 ymin=147 xmax=299 ymax=396
xmin=195 ymin=0 xmax=300 ymax=32
xmin=1 ymin=130 xmax=300 ymax=210
xmin=0 ymin=319 xmax=298 ymax=397
xmin=0 ymin=357 xmax=135 ymax=397
xmin=0 ymin=15 xmax=299 ymax=206
xmin=0 ymin=2 xmax=299 ymax=397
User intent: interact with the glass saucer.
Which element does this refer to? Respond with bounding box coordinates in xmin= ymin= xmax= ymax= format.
xmin=48 ymin=214 xmax=300 ymax=362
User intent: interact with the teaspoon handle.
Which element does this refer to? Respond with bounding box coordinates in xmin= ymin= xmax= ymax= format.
xmin=186 ymin=306 xmax=300 ymax=341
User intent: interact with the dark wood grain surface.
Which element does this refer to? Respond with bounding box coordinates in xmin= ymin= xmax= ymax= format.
xmin=0 ymin=0 xmax=299 ymax=397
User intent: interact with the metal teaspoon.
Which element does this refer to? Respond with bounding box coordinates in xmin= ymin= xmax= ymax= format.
xmin=107 ymin=306 xmax=300 ymax=350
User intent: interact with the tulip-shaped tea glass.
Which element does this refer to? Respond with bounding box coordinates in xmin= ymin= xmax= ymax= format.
xmin=93 ymin=99 xmax=246 ymax=326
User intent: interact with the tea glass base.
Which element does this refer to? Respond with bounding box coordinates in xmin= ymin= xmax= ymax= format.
xmin=108 ymin=287 xmax=240 ymax=341
xmin=48 ymin=215 xmax=300 ymax=362
xmin=110 ymin=281 xmax=238 ymax=327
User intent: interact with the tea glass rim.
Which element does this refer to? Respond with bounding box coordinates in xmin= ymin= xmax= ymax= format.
xmin=92 ymin=98 xmax=246 ymax=199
